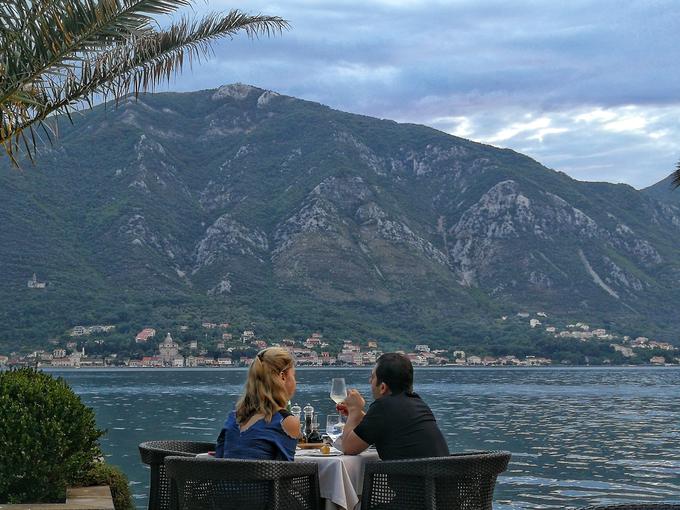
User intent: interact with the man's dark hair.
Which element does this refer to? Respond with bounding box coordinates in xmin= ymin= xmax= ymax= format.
xmin=375 ymin=353 xmax=413 ymax=394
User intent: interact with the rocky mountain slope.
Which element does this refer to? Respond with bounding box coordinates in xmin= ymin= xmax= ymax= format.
xmin=2 ymin=83 xmax=680 ymax=347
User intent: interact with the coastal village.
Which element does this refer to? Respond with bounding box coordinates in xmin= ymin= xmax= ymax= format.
xmin=1 ymin=312 xmax=677 ymax=369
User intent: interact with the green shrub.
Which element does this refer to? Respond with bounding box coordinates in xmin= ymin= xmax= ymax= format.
xmin=0 ymin=368 xmax=104 ymax=503
xmin=77 ymin=462 xmax=134 ymax=510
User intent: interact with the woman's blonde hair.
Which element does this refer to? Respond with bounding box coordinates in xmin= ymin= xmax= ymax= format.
xmin=236 ymin=347 xmax=295 ymax=424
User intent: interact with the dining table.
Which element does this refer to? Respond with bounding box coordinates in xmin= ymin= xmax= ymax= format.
xmin=294 ymin=447 xmax=380 ymax=510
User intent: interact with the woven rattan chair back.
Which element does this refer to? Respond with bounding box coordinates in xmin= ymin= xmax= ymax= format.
xmin=139 ymin=440 xmax=216 ymax=510
xmin=579 ymin=505 xmax=680 ymax=509
xmin=164 ymin=456 xmax=320 ymax=510
xmin=361 ymin=450 xmax=511 ymax=510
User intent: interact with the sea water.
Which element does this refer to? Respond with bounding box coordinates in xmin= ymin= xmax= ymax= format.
xmin=50 ymin=367 xmax=680 ymax=509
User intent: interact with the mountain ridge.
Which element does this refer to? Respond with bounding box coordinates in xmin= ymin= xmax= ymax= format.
xmin=1 ymin=83 xmax=679 ymax=350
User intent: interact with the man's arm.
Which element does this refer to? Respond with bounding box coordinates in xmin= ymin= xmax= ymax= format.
xmin=339 ymin=389 xmax=370 ymax=455
xmin=341 ymin=409 xmax=369 ymax=455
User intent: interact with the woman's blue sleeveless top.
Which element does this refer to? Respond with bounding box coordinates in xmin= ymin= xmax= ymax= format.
xmin=216 ymin=409 xmax=297 ymax=461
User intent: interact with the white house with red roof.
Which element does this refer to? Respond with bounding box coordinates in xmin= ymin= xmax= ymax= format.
xmin=135 ymin=328 xmax=156 ymax=343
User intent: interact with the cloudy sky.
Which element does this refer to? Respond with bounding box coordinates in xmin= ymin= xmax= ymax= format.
xmin=162 ymin=0 xmax=680 ymax=189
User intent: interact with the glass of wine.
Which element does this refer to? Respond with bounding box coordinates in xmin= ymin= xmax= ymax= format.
xmin=326 ymin=414 xmax=344 ymax=443
xmin=330 ymin=378 xmax=347 ymax=405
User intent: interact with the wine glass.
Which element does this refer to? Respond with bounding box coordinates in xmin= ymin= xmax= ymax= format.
xmin=326 ymin=414 xmax=344 ymax=442
xmin=330 ymin=378 xmax=347 ymax=404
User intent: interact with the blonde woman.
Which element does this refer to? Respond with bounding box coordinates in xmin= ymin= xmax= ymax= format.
xmin=215 ymin=347 xmax=300 ymax=460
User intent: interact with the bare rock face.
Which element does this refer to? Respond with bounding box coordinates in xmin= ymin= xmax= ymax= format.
xmin=193 ymin=214 xmax=268 ymax=272
xmin=212 ymin=83 xmax=258 ymax=101
xmin=208 ymin=274 xmax=232 ymax=295
xmin=658 ymin=203 xmax=680 ymax=229
xmin=121 ymin=215 xmax=157 ymax=248
xmin=441 ymin=175 xmax=668 ymax=296
xmin=273 ymin=199 xmax=340 ymax=256
xmin=452 ymin=180 xmax=533 ymax=240
xmin=602 ymin=257 xmax=645 ymax=292
xmin=257 ymin=90 xmax=279 ymax=107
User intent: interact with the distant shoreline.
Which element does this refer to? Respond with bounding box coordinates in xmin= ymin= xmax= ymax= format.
xmin=30 ymin=364 xmax=680 ymax=371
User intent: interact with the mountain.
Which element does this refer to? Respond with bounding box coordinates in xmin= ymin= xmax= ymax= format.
xmin=2 ymin=83 xmax=680 ymax=350
xmin=641 ymin=173 xmax=680 ymax=205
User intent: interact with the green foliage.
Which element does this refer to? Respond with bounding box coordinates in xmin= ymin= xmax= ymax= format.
xmin=77 ymin=462 xmax=134 ymax=510
xmin=0 ymin=368 xmax=104 ymax=503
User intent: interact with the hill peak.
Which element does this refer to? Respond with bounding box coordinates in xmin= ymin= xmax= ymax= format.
xmin=212 ymin=83 xmax=265 ymax=101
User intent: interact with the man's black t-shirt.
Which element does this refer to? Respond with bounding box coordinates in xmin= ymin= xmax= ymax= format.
xmin=353 ymin=392 xmax=449 ymax=460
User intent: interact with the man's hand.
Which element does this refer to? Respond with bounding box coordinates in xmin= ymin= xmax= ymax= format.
xmin=338 ymin=389 xmax=369 ymax=455
xmin=343 ymin=389 xmax=366 ymax=415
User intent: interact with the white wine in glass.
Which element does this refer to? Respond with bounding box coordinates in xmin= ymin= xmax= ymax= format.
xmin=330 ymin=378 xmax=347 ymax=404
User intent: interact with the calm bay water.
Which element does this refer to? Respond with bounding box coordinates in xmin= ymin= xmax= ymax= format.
xmin=49 ymin=367 xmax=680 ymax=509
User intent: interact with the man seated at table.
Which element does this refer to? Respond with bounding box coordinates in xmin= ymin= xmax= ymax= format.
xmin=338 ymin=352 xmax=449 ymax=460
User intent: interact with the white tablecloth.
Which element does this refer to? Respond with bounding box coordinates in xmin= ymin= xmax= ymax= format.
xmin=294 ymin=449 xmax=380 ymax=510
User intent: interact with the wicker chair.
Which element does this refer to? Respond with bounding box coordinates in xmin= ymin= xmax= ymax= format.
xmin=361 ymin=450 xmax=511 ymax=510
xmin=164 ymin=456 xmax=320 ymax=510
xmin=579 ymin=505 xmax=680 ymax=509
xmin=139 ymin=440 xmax=216 ymax=510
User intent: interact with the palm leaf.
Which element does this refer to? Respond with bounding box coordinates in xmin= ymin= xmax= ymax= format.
xmin=2 ymin=0 xmax=193 ymax=100
xmin=0 ymin=1 xmax=288 ymax=165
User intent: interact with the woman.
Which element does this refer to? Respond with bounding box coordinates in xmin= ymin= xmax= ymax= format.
xmin=215 ymin=347 xmax=300 ymax=461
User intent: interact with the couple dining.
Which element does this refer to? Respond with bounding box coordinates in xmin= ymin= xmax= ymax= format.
xmin=215 ymin=347 xmax=449 ymax=461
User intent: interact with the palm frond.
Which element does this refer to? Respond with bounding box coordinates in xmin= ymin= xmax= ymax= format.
xmin=0 ymin=2 xmax=288 ymax=165
xmin=2 ymin=0 xmax=194 ymax=100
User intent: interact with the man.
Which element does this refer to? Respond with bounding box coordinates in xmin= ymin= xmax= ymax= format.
xmin=338 ymin=352 xmax=449 ymax=460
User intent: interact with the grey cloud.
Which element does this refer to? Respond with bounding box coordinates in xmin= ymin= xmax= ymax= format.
xmin=161 ymin=0 xmax=680 ymax=187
